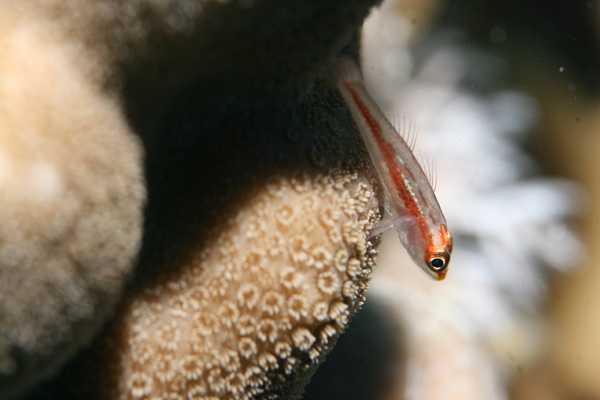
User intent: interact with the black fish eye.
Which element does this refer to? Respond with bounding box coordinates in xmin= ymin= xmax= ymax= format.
xmin=429 ymin=257 xmax=446 ymax=271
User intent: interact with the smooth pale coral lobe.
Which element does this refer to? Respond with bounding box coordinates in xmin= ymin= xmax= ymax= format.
xmin=0 ymin=7 xmax=145 ymax=398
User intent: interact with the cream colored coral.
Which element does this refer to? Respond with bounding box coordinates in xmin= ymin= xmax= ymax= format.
xmin=0 ymin=0 xmax=382 ymax=398
xmin=117 ymin=172 xmax=378 ymax=399
xmin=17 ymin=75 xmax=381 ymax=400
xmin=0 ymin=8 xmax=145 ymax=398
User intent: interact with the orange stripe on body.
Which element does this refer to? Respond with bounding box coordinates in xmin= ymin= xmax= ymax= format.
xmin=343 ymin=83 xmax=428 ymax=243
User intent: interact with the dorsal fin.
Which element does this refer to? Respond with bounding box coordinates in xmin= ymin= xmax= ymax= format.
xmin=388 ymin=114 xmax=418 ymax=151
xmin=419 ymin=152 xmax=438 ymax=191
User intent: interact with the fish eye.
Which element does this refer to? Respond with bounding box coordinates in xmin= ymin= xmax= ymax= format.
xmin=428 ymin=255 xmax=447 ymax=272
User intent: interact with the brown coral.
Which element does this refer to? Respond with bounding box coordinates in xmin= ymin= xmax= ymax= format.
xmin=84 ymin=150 xmax=373 ymax=400
xmin=114 ymin=173 xmax=377 ymax=399
xmin=3 ymin=0 xmax=383 ymax=399
xmin=22 ymin=73 xmax=380 ymax=399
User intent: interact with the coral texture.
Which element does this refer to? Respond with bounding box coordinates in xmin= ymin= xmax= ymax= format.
xmin=116 ymin=172 xmax=378 ymax=399
xmin=0 ymin=7 xmax=145 ymax=398
xmin=23 ymin=76 xmax=381 ymax=399
xmin=2 ymin=0 xmax=383 ymax=399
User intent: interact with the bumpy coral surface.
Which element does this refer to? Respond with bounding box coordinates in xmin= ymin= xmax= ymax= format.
xmin=22 ymin=71 xmax=380 ymax=399
xmin=115 ymin=172 xmax=378 ymax=399
xmin=2 ymin=0 xmax=382 ymax=398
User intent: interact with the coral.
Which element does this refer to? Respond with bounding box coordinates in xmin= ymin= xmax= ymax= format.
xmin=301 ymin=2 xmax=583 ymax=399
xmin=22 ymin=76 xmax=381 ymax=399
xmin=0 ymin=7 xmax=145 ymax=398
xmin=3 ymin=0 xmax=384 ymax=398
xmin=113 ymin=172 xmax=378 ymax=399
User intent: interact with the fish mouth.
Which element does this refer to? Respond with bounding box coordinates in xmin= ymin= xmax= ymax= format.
xmin=433 ymin=269 xmax=447 ymax=281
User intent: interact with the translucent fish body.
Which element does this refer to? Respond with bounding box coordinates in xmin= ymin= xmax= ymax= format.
xmin=334 ymin=58 xmax=453 ymax=280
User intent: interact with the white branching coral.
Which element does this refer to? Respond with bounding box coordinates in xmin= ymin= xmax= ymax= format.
xmin=327 ymin=3 xmax=583 ymax=400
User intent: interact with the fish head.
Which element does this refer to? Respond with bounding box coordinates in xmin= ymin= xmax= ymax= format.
xmin=398 ymin=222 xmax=453 ymax=281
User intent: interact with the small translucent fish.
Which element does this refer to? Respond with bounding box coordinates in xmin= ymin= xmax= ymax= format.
xmin=333 ymin=57 xmax=453 ymax=280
